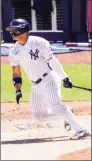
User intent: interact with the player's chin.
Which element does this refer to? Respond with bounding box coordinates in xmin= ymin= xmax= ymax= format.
xmin=12 ymin=36 xmax=18 ymax=40
xmin=13 ymin=36 xmax=21 ymax=41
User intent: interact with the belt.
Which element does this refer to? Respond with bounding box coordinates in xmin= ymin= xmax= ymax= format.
xmin=32 ymin=73 xmax=48 ymax=84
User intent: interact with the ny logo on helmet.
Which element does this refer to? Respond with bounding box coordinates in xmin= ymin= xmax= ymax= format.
xmin=29 ymin=49 xmax=39 ymax=60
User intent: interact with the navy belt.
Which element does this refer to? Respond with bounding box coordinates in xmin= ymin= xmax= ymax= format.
xmin=32 ymin=73 xmax=48 ymax=84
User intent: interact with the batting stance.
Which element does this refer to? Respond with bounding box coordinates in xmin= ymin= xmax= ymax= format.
xmin=6 ymin=19 xmax=90 ymax=139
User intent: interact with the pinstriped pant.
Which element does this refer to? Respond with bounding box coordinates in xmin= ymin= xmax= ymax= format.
xmin=30 ymin=72 xmax=85 ymax=132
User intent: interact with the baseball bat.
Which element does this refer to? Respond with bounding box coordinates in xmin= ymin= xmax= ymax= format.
xmin=72 ymin=85 xmax=92 ymax=92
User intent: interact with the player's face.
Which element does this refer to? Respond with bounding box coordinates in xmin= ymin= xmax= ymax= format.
xmin=12 ymin=33 xmax=28 ymax=45
xmin=9 ymin=27 xmax=28 ymax=44
xmin=12 ymin=34 xmax=21 ymax=40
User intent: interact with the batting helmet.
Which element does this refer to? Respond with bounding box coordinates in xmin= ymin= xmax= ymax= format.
xmin=6 ymin=19 xmax=30 ymax=37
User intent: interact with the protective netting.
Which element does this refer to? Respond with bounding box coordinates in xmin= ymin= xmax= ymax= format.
xmin=12 ymin=0 xmax=32 ymax=29
xmin=56 ymin=0 xmax=64 ymax=30
xmin=12 ymin=0 xmax=64 ymax=31
xmin=36 ymin=0 xmax=64 ymax=30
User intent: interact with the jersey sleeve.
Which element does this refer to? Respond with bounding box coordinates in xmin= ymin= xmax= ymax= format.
xmin=41 ymin=39 xmax=68 ymax=80
xmin=41 ymin=40 xmax=53 ymax=62
xmin=8 ymin=47 xmax=19 ymax=66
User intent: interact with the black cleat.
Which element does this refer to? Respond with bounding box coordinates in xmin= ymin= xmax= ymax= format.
xmin=64 ymin=121 xmax=71 ymax=131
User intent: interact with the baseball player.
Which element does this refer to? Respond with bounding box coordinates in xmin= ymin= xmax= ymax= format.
xmin=6 ymin=18 xmax=90 ymax=139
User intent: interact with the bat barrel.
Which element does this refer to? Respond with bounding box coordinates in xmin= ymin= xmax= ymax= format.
xmin=72 ymin=85 xmax=92 ymax=91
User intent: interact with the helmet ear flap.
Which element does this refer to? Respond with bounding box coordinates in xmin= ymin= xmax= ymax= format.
xmin=25 ymin=24 xmax=30 ymax=31
xmin=18 ymin=24 xmax=30 ymax=34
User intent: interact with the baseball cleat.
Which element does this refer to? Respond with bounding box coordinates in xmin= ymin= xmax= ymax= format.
xmin=70 ymin=130 xmax=91 ymax=140
xmin=64 ymin=121 xmax=71 ymax=131
xmin=64 ymin=108 xmax=74 ymax=131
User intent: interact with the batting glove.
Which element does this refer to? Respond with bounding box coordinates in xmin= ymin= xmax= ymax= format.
xmin=63 ymin=77 xmax=72 ymax=88
xmin=16 ymin=90 xmax=22 ymax=104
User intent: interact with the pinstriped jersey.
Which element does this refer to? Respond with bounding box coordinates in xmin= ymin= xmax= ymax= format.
xmin=9 ymin=36 xmax=53 ymax=82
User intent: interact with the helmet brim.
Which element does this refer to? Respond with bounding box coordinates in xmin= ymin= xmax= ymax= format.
xmin=6 ymin=26 xmax=18 ymax=32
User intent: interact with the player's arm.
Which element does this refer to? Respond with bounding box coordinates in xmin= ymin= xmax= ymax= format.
xmin=48 ymin=55 xmax=72 ymax=88
xmin=9 ymin=47 xmax=22 ymax=104
xmin=12 ymin=65 xmax=22 ymax=104
xmin=42 ymin=40 xmax=72 ymax=88
xmin=12 ymin=65 xmax=22 ymax=91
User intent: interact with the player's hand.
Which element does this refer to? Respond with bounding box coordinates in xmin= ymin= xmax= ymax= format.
xmin=63 ymin=77 xmax=72 ymax=88
xmin=16 ymin=90 xmax=22 ymax=104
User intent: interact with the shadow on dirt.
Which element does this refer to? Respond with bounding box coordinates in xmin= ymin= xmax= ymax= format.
xmin=1 ymin=135 xmax=90 ymax=145
xmin=1 ymin=136 xmax=70 ymax=144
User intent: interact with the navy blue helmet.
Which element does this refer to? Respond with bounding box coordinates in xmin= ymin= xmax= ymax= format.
xmin=6 ymin=19 xmax=30 ymax=37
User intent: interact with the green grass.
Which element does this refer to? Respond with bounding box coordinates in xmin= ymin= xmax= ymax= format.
xmin=1 ymin=64 xmax=91 ymax=102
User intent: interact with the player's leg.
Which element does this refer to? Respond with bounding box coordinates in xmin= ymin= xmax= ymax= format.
xmin=30 ymin=86 xmax=49 ymax=120
xmin=50 ymin=71 xmax=73 ymax=131
xmin=42 ymin=73 xmax=89 ymax=135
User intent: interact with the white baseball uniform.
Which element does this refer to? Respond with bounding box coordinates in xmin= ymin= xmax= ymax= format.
xmin=9 ymin=36 xmax=84 ymax=132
